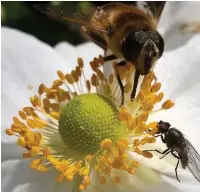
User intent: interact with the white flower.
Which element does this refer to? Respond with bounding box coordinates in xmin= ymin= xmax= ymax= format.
xmin=2 ymin=2 xmax=200 ymax=192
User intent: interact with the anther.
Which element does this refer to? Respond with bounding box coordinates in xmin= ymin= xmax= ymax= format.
xmin=100 ymin=139 xmax=112 ymax=150
xmin=151 ymin=82 xmax=161 ymax=92
xmin=65 ymin=74 xmax=75 ymax=84
xmin=57 ymin=70 xmax=65 ymax=80
xmin=162 ymin=100 xmax=175 ymax=109
xmin=91 ymin=74 xmax=99 ymax=86
xmin=77 ymin=57 xmax=84 ymax=68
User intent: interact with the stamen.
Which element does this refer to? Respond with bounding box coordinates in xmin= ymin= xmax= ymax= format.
xmin=100 ymin=176 xmax=106 ymax=184
xmin=57 ymin=70 xmax=65 ymax=81
xmin=5 ymin=55 xmax=175 ymax=190
xmin=100 ymin=139 xmax=112 ymax=150
xmin=162 ymin=100 xmax=175 ymax=109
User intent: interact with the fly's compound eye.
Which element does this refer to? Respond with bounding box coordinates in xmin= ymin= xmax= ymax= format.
xmin=122 ymin=31 xmax=149 ymax=62
xmin=150 ymin=32 xmax=164 ymax=58
xmin=158 ymin=121 xmax=170 ymax=133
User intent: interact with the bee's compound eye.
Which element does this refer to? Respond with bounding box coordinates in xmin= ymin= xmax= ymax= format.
xmin=135 ymin=31 xmax=149 ymax=44
xmin=121 ymin=32 xmax=144 ymax=62
xmin=150 ymin=32 xmax=164 ymax=58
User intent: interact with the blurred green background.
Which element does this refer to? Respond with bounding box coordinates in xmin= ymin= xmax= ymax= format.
xmin=1 ymin=1 xmax=98 ymax=46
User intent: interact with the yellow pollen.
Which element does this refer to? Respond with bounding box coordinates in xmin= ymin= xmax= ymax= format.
xmin=36 ymin=165 xmax=49 ymax=172
xmin=5 ymin=129 xmax=15 ymax=136
xmin=91 ymin=74 xmax=99 ymax=86
xmin=78 ymin=57 xmax=84 ymax=68
xmin=79 ymin=168 xmax=89 ymax=176
xmin=114 ymin=176 xmax=121 ymax=183
xmin=79 ymin=184 xmax=85 ymax=191
xmin=5 ymin=55 xmax=176 ymax=191
xmin=124 ymin=82 xmax=132 ymax=93
xmin=65 ymin=74 xmax=75 ymax=84
xmin=151 ymin=82 xmax=161 ymax=92
xmin=133 ymin=139 xmax=140 ymax=147
xmin=100 ymin=176 xmax=106 ymax=184
xmin=108 ymin=74 xmax=114 ymax=84
xmin=128 ymin=167 xmax=136 ymax=175
xmin=142 ymin=151 xmax=153 ymax=158
xmin=132 ymin=161 xmax=139 ymax=167
xmin=100 ymin=139 xmax=112 ymax=150
xmin=96 ymin=69 xmax=105 ymax=81
xmin=85 ymin=154 xmax=93 ymax=162
xmin=162 ymin=100 xmax=175 ymax=109
xmin=57 ymin=70 xmax=65 ymax=80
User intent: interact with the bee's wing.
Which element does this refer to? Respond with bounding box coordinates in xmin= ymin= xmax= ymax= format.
xmin=147 ymin=2 xmax=166 ymax=22
xmin=137 ymin=1 xmax=166 ymax=25
xmin=34 ymin=4 xmax=107 ymax=33
xmin=185 ymin=139 xmax=200 ymax=182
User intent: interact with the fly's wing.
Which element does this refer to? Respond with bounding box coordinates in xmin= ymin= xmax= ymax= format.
xmin=34 ymin=4 xmax=108 ymax=33
xmin=185 ymin=138 xmax=200 ymax=182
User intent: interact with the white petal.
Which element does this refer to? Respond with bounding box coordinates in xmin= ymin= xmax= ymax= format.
xmin=1 ymin=143 xmax=26 ymax=162
xmin=89 ymin=162 xmax=184 ymax=192
xmin=162 ymin=176 xmax=200 ymax=192
xmin=1 ymin=27 xmax=71 ymax=143
xmin=159 ymin=2 xmax=200 ymax=32
xmin=2 ymin=159 xmax=72 ymax=192
xmin=155 ymin=34 xmax=200 ymax=101
xmin=159 ymin=2 xmax=200 ymax=51
xmin=55 ymin=41 xmax=104 ymax=77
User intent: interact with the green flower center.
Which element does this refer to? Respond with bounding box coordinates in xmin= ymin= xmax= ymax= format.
xmin=59 ymin=93 xmax=123 ymax=154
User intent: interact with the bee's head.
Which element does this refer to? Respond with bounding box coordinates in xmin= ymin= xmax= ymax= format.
xmin=157 ymin=121 xmax=170 ymax=134
xmin=121 ymin=30 xmax=164 ymax=75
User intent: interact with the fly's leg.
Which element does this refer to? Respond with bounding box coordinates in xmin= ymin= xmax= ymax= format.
xmin=171 ymin=150 xmax=181 ymax=182
xmin=160 ymin=150 xmax=171 ymax=159
xmin=143 ymin=148 xmax=170 ymax=156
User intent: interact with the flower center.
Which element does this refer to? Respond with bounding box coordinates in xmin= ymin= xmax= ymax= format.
xmin=5 ymin=56 xmax=175 ymax=190
xmin=59 ymin=93 xmax=124 ymax=154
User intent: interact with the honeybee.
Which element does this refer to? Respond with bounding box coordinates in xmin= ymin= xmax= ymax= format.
xmin=34 ymin=2 xmax=165 ymax=105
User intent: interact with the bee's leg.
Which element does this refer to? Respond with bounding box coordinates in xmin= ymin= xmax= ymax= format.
xmin=131 ymin=70 xmax=140 ymax=100
xmin=115 ymin=61 xmax=127 ymax=106
xmin=104 ymin=54 xmax=117 ymax=62
xmin=101 ymin=55 xmax=126 ymax=105
xmin=171 ymin=150 xmax=181 ymax=182
xmin=102 ymin=53 xmax=125 ymax=105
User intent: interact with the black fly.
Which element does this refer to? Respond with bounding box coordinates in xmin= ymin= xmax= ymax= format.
xmin=146 ymin=121 xmax=200 ymax=182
